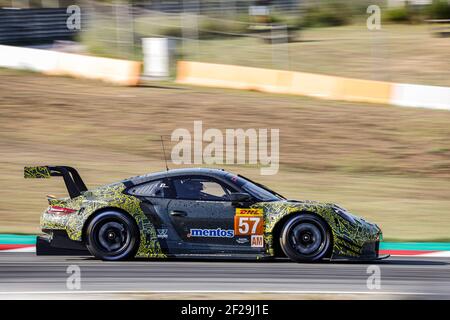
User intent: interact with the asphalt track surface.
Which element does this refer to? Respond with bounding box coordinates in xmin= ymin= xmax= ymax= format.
xmin=0 ymin=253 xmax=449 ymax=299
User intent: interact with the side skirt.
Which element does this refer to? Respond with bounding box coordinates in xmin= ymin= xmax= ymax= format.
xmin=136 ymin=252 xmax=274 ymax=261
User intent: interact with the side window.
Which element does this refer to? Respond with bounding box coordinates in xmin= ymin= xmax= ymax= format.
xmin=128 ymin=180 xmax=170 ymax=198
xmin=172 ymin=176 xmax=234 ymax=201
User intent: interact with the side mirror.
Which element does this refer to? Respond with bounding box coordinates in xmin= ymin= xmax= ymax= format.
xmin=229 ymin=192 xmax=252 ymax=203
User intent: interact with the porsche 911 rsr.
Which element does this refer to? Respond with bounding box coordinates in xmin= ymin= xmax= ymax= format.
xmin=25 ymin=166 xmax=387 ymax=262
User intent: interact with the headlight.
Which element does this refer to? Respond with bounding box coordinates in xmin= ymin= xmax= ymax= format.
xmin=332 ymin=206 xmax=356 ymax=224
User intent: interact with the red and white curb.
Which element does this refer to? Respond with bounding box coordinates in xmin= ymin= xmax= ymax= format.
xmin=379 ymin=250 xmax=450 ymax=257
xmin=0 ymin=245 xmax=36 ymax=253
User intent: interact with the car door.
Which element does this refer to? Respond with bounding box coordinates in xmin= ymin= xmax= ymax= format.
xmin=166 ymin=175 xmax=240 ymax=252
xmin=126 ymin=178 xmax=176 ymax=252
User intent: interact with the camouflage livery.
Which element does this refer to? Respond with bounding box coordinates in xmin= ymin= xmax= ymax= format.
xmin=41 ymin=182 xmax=165 ymax=258
xmin=28 ymin=166 xmax=383 ymax=261
xmin=255 ymin=201 xmax=380 ymax=259
xmin=24 ymin=166 xmax=51 ymax=179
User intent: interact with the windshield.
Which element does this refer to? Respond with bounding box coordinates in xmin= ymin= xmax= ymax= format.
xmin=226 ymin=174 xmax=285 ymax=202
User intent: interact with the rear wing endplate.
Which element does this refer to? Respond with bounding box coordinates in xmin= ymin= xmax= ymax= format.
xmin=24 ymin=166 xmax=87 ymax=198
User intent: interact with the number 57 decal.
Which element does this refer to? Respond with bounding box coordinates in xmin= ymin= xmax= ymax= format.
xmin=234 ymin=208 xmax=264 ymax=236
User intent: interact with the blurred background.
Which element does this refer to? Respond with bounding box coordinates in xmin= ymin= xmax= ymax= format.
xmin=0 ymin=0 xmax=449 ymax=240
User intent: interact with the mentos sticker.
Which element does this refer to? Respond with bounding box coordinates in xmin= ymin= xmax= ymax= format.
xmin=188 ymin=228 xmax=234 ymax=238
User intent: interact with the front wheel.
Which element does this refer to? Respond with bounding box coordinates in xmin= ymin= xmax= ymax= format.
xmin=86 ymin=211 xmax=140 ymax=261
xmin=279 ymin=214 xmax=331 ymax=263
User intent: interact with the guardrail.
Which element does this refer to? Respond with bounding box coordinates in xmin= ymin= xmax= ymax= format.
xmin=0 ymin=45 xmax=141 ymax=86
xmin=177 ymin=61 xmax=450 ymax=111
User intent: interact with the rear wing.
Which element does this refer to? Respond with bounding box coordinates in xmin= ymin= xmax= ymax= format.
xmin=24 ymin=166 xmax=87 ymax=198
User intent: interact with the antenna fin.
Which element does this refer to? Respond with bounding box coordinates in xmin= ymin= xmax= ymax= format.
xmin=160 ymin=135 xmax=169 ymax=171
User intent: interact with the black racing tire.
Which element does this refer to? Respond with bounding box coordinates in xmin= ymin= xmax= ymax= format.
xmin=86 ymin=211 xmax=140 ymax=261
xmin=279 ymin=214 xmax=331 ymax=263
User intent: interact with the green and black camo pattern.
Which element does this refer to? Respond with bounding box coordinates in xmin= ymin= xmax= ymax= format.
xmin=24 ymin=166 xmax=51 ymax=179
xmin=41 ymin=184 xmax=379 ymax=259
xmin=253 ymin=200 xmax=380 ymax=258
xmin=41 ymin=183 xmax=166 ymax=258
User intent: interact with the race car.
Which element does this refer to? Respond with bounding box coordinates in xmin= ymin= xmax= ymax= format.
xmin=25 ymin=166 xmax=386 ymax=262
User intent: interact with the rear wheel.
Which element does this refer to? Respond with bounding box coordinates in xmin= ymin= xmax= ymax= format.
xmin=86 ymin=211 xmax=140 ymax=261
xmin=279 ymin=214 xmax=331 ymax=262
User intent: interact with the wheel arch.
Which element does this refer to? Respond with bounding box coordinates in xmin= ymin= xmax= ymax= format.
xmin=271 ymin=211 xmax=334 ymax=258
xmin=81 ymin=206 xmax=138 ymax=242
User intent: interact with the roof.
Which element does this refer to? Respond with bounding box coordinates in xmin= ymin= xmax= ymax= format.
xmin=125 ymin=167 xmax=232 ymax=185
